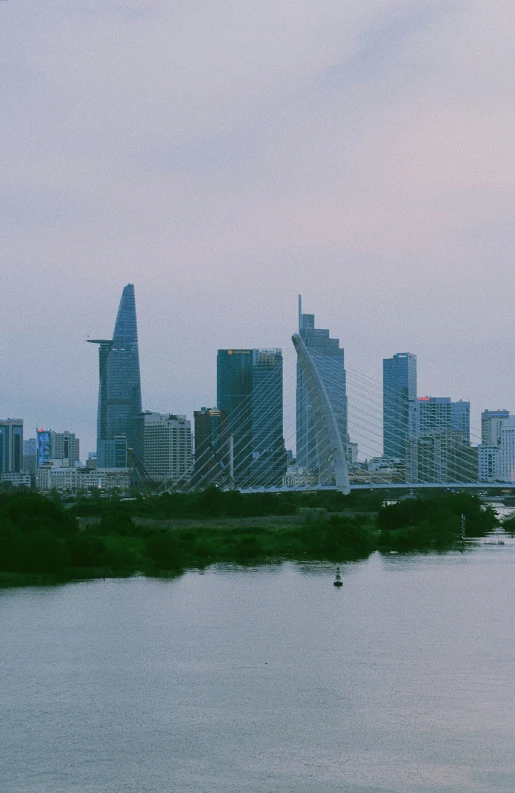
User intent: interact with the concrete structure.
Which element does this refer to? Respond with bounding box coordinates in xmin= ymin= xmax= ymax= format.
xmin=477 ymin=410 xmax=511 ymax=483
xmin=0 ymin=472 xmax=31 ymax=487
xmin=407 ymin=397 xmax=474 ymax=483
xmin=217 ymin=348 xmax=286 ymax=488
xmin=97 ymin=436 xmax=127 ymax=468
xmin=36 ymin=466 xmax=131 ymax=492
xmin=0 ymin=419 xmax=23 ymax=474
xmin=282 ymin=465 xmax=318 ymax=488
xmin=88 ymin=284 xmax=142 ymax=463
xmin=349 ymin=442 xmax=359 ymax=466
xmin=481 ymin=410 xmax=510 ymax=447
xmin=23 ymin=438 xmax=36 ymax=456
xmin=415 ymin=397 xmax=470 ymax=442
xmin=22 ymin=438 xmax=37 ymax=481
xmin=383 ymin=352 xmax=417 ymax=460
xmin=296 ymin=297 xmax=349 ymax=475
xmin=133 ymin=412 xmax=192 ymax=486
xmin=478 ymin=417 xmax=515 ymax=483
xmin=36 ymin=428 xmax=79 ymax=469
xmin=478 ymin=445 xmax=500 ymax=482
xmin=350 ymin=459 xmax=406 ymax=485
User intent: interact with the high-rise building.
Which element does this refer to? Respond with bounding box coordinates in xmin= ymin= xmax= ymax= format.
xmin=296 ymin=298 xmax=348 ymax=475
xmin=217 ymin=348 xmax=286 ymax=488
xmin=481 ymin=410 xmax=510 ymax=447
xmin=478 ymin=444 xmax=500 ymax=482
xmin=416 ymin=397 xmax=470 ymax=443
xmin=97 ymin=436 xmax=127 ymax=469
xmin=193 ymin=407 xmax=231 ymax=488
xmin=478 ymin=409 xmax=511 ymax=482
xmin=408 ymin=397 xmax=474 ymax=482
xmin=217 ymin=349 xmax=252 ymax=486
xmin=496 ymin=419 xmax=515 ymax=482
xmin=450 ymin=400 xmax=470 ymax=443
xmin=0 ymin=419 xmax=23 ymax=474
xmin=36 ymin=429 xmax=79 ymax=468
xmin=383 ymin=353 xmax=417 ymax=459
xmin=22 ymin=437 xmax=37 ymax=481
xmin=23 ymin=438 xmax=36 ymax=456
xmin=133 ymin=412 xmax=192 ymax=486
xmin=88 ymin=284 xmax=142 ymax=463
xmin=479 ymin=411 xmax=515 ymax=482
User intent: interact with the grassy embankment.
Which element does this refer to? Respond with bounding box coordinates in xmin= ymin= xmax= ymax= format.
xmin=0 ymin=489 xmax=500 ymax=585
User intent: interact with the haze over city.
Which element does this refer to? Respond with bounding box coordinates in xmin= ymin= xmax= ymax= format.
xmin=3 ymin=1 xmax=515 ymax=455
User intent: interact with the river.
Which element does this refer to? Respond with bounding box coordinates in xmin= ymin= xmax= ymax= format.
xmin=2 ymin=533 xmax=515 ymax=792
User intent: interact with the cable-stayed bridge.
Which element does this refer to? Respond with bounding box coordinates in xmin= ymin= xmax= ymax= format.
xmin=187 ymin=335 xmax=499 ymax=495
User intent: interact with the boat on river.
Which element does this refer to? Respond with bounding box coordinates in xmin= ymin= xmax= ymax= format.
xmin=333 ymin=567 xmax=343 ymax=587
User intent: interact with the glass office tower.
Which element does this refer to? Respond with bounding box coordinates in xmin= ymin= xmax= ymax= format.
xmin=383 ymin=352 xmax=417 ymax=459
xmin=296 ymin=298 xmax=349 ymax=474
xmin=193 ymin=407 xmax=231 ymax=489
xmin=88 ymin=284 xmax=142 ymax=464
xmin=217 ymin=348 xmax=286 ymax=488
xmin=0 ymin=419 xmax=23 ymax=474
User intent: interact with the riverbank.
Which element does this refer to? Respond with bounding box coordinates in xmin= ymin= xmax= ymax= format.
xmin=0 ymin=490 xmax=501 ymax=587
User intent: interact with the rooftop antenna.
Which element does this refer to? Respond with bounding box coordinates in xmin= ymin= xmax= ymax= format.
xmin=298 ymin=294 xmax=302 ymax=331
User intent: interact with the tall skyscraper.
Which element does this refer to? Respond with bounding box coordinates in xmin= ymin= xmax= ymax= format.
xmin=0 ymin=419 xmax=23 ymax=474
xmin=296 ymin=297 xmax=348 ymax=474
xmin=383 ymin=353 xmax=417 ymax=459
xmin=88 ymin=284 xmax=142 ymax=465
xmin=217 ymin=348 xmax=286 ymax=488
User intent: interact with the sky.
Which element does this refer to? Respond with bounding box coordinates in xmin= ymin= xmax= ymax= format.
xmin=2 ymin=0 xmax=515 ymax=457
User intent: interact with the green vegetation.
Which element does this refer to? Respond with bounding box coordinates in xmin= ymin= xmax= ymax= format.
xmin=501 ymin=513 xmax=515 ymax=534
xmin=0 ymin=489 xmax=501 ymax=585
xmin=377 ymin=492 xmax=498 ymax=551
xmin=67 ymin=487 xmax=384 ymax=520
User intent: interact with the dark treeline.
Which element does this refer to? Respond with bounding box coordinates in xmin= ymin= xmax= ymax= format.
xmin=377 ymin=492 xmax=498 ymax=551
xmin=0 ymin=490 xmax=501 ymax=583
xmin=68 ymin=487 xmax=384 ymax=519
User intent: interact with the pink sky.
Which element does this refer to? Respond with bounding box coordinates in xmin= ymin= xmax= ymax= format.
xmin=2 ymin=1 xmax=515 ymax=454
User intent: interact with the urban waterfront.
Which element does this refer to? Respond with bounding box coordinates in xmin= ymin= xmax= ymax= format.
xmin=2 ymin=536 xmax=515 ymax=792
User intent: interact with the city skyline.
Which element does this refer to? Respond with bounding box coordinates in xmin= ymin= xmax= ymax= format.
xmin=6 ymin=284 xmax=515 ymax=489
xmin=3 ymin=283 xmax=503 ymax=462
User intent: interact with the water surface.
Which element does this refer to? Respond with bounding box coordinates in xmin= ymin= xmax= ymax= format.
xmin=2 ymin=544 xmax=515 ymax=792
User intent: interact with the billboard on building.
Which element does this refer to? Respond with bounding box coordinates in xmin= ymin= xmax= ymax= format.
xmin=36 ymin=428 xmax=51 ymax=469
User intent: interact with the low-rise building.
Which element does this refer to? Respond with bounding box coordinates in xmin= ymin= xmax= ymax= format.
xmin=282 ymin=465 xmax=318 ymax=488
xmin=0 ymin=472 xmax=31 ymax=488
xmin=36 ymin=466 xmax=131 ymax=492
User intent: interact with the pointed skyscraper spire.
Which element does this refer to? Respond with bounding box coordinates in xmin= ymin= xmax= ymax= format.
xmin=88 ymin=284 xmax=142 ymax=465
xmin=113 ymin=283 xmax=140 ymax=353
